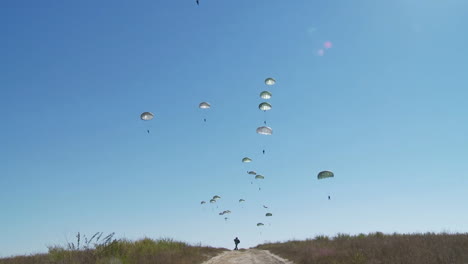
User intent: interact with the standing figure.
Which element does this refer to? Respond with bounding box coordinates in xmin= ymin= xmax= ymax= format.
xmin=234 ymin=237 xmax=240 ymax=250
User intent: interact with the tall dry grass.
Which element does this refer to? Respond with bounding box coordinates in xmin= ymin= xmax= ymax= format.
xmin=257 ymin=232 xmax=468 ymax=264
xmin=0 ymin=233 xmax=226 ymax=264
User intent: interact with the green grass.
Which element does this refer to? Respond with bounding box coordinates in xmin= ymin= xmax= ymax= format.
xmin=0 ymin=234 xmax=226 ymax=264
xmin=257 ymin=232 xmax=468 ymax=264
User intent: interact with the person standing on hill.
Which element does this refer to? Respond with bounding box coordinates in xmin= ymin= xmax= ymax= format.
xmin=234 ymin=237 xmax=240 ymax=250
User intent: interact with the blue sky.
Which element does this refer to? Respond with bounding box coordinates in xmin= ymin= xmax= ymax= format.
xmin=1 ymin=0 xmax=468 ymax=257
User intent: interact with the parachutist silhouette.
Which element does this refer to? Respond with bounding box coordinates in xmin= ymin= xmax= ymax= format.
xmin=328 ymin=196 xmax=331 ymax=200
xmin=262 ymin=149 xmax=265 ymax=155
xmin=147 ymin=130 xmax=150 ymax=134
xmin=204 ymin=118 xmax=206 ymax=122
xmin=264 ymin=120 xmax=266 ymax=125
xmin=196 ymin=0 xmax=199 ymax=5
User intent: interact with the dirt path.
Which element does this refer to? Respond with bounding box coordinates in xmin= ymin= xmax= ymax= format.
xmin=202 ymin=249 xmax=294 ymax=264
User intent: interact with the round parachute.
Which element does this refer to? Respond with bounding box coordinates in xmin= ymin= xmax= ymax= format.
xmin=242 ymin=157 xmax=252 ymax=163
xmin=199 ymin=102 xmax=211 ymax=109
xmin=140 ymin=112 xmax=154 ymax=121
xmin=200 ymin=201 xmax=206 ymax=204
xmin=259 ymin=102 xmax=272 ymax=111
xmin=239 ymin=199 xmax=245 ymax=203
xmin=265 ymin=78 xmax=276 ymax=86
xmin=255 ymin=175 xmax=265 ymax=180
xmin=210 ymin=199 xmax=216 ymax=203
xmin=247 ymin=171 xmax=257 ymax=175
xmin=318 ymin=171 xmax=334 ymax=179
xmin=256 ymin=126 xmax=273 ymax=135
xmin=266 ymin=213 xmax=272 ymax=217
xmin=260 ymin=91 xmax=272 ymax=100
xmin=213 ymin=195 xmax=221 ymax=200
xmin=257 ymin=223 xmax=264 ymax=226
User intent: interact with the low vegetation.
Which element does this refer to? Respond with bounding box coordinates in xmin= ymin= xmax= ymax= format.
xmin=0 ymin=232 xmax=226 ymax=264
xmin=257 ymin=232 xmax=468 ymax=264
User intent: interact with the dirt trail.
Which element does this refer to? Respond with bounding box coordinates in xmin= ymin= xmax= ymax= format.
xmin=202 ymin=249 xmax=294 ymax=264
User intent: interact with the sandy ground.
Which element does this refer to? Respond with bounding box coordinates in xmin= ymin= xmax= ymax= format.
xmin=202 ymin=249 xmax=294 ymax=264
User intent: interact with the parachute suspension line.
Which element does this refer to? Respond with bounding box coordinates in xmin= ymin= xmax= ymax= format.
xmin=262 ymin=136 xmax=266 ymax=155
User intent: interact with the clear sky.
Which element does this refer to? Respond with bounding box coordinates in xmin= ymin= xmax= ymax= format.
xmin=1 ymin=0 xmax=468 ymax=257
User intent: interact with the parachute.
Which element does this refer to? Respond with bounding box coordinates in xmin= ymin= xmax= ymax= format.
xmin=266 ymin=213 xmax=272 ymax=217
xmin=239 ymin=199 xmax=245 ymax=203
xmin=140 ymin=112 xmax=154 ymax=121
xmin=318 ymin=171 xmax=334 ymax=179
xmin=257 ymin=223 xmax=264 ymax=226
xmin=201 ymin=201 xmax=206 ymax=204
xmin=199 ymin=102 xmax=211 ymax=109
xmin=219 ymin=210 xmax=231 ymax=215
xmin=140 ymin=112 xmax=155 ymax=133
xmin=247 ymin=171 xmax=257 ymax=175
xmin=210 ymin=199 xmax=216 ymax=203
xmin=199 ymin=102 xmax=211 ymax=122
xmin=264 ymin=78 xmax=276 ymax=86
xmin=258 ymin=102 xmax=272 ymax=111
xmin=256 ymin=126 xmax=273 ymax=135
xmin=213 ymin=195 xmax=221 ymax=200
xmin=260 ymin=91 xmax=272 ymax=100
xmin=242 ymin=157 xmax=252 ymax=163
xmin=263 ymin=205 xmax=268 ymax=209
xmin=255 ymin=175 xmax=265 ymax=180
xmin=318 ymin=171 xmax=334 ymax=200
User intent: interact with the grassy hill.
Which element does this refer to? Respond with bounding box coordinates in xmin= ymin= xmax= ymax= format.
xmin=0 ymin=234 xmax=226 ymax=264
xmin=257 ymin=232 xmax=468 ymax=264
xmin=3 ymin=232 xmax=468 ymax=264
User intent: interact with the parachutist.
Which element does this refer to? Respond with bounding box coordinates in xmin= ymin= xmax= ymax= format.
xmin=147 ymin=130 xmax=150 ymax=134
xmin=196 ymin=0 xmax=199 ymax=5
xmin=328 ymin=196 xmax=331 ymax=200
xmin=262 ymin=149 xmax=265 ymax=155
xmin=204 ymin=118 xmax=206 ymax=122
xmin=264 ymin=121 xmax=266 ymax=125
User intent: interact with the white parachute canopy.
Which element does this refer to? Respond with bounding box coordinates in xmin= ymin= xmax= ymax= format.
xmin=260 ymin=91 xmax=272 ymax=100
xmin=242 ymin=157 xmax=252 ymax=163
xmin=264 ymin=78 xmax=276 ymax=86
xmin=256 ymin=126 xmax=273 ymax=135
xmin=258 ymin=102 xmax=272 ymax=111
xmin=140 ymin=112 xmax=154 ymax=121
xmin=199 ymin=102 xmax=211 ymax=109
